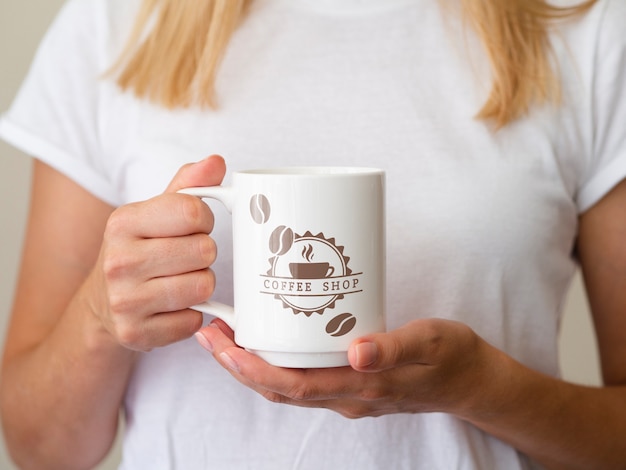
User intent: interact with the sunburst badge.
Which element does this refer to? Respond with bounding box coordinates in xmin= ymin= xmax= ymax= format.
xmin=260 ymin=226 xmax=363 ymax=317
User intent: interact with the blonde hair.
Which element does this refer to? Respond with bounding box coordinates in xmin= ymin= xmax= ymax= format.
xmin=461 ymin=0 xmax=597 ymax=127
xmin=113 ymin=0 xmax=597 ymax=127
xmin=113 ymin=0 xmax=251 ymax=108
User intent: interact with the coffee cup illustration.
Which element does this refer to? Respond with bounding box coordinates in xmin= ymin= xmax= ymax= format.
xmin=289 ymin=262 xmax=334 ymax=279
xmin=288 ymin=243 xmax=335 ymax=279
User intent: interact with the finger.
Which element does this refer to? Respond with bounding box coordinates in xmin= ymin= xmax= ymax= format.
xmin=122 ymin=309 xmax=204 ymax=351
xmin=218 ymin=346 xmax=385 ymax=413
xmin=209 ymin=318 xmax=235 ymax=342
xmin=195 ymin=326 xmax=392 ymax=416
xmin=200 ymin=327 xmax=361 ymax=401
xmin=110 ymin=269 xmax=216 ymax=317
xmin=195 ymin=321 xmax=236 ymax=352
xmin=110 ymin=234 xmax=217 ymax=280
xmin=108 ymin=193 xmax=215 ymax=239
xmin=165 ymin=155 xmax=226 ymax=194
xmin=148 ymin=233 xmax=217 ymax=277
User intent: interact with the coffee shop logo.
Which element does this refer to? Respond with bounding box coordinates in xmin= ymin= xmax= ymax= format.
xmin=250 ymin=194 xmax=362 ymax=334
xmin=262 ymin=227 xmax=363 ymax=318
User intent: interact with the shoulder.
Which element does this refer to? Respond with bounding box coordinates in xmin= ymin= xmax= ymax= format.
xmin=550 ymin=0 xmax=625 ymax=94
xmin=12 ymin=0 xmax=142 ymax=112
xmin=599 ymin=0 xmax=626 ymax=21
xmin=567 ymin=0 xmax=626 ymax=45
xmin=54 ymin=0 xmax=141 ymax=28
xmin=593 ymin=0 xmax=626 ymax=59
xmin=564 ymin=0 xmax=626 ymax=212
xmin=44 ymin=0 xmax=141 ymax=69
xmin=583 ymin=0 xmax=626 ymax=45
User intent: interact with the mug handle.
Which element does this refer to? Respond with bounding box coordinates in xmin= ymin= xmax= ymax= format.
xmin=178 ymin=186 xmax=236 ymax=329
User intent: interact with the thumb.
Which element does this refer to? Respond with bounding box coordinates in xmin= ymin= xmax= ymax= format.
xmin=165 ymin=154 xmax=227 ymax=193
xmin=348 ymin=320 xmax=438 ymax=372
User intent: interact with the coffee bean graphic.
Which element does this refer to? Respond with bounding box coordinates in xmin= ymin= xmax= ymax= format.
xmin=269 ymin=225 xmax=294 ymax=256
xmin=325 ymin=313 xmax=357 ymax=337
xmin=250 ymin=194 xmax=271 ymax=224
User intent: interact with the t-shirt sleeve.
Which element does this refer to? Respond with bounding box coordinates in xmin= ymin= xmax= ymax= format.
xmin=576 ymin=0 xmax=626 ymax=213
xmin=0 ymin=0 xmax=120 ymax=206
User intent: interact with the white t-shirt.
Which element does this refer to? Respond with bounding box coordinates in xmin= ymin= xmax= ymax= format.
xmin=2 ymin=0 xmax=626 ymax=468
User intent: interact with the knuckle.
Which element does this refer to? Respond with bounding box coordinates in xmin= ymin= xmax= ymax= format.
xmin=101 ymin=249 xmax=131 ymax=280
xmin=188 ymin=311 xmax=204 ymax=334
xmin=114 ymin=321 xmax=143 ymax=350
xmin=105 ymin=205 xmax=134 ymax=237
xmin=285 ymin=383 xmax=316 ymax=402
xmin=358 ymin=383 xmax=387 ymax=402
xmin=100 ymin=245 xmax=141 ymax=284
xmin=176 ymin=311 xmax=204 ymax=339
xmin=107 ymin=290 xmax=132 ymax=316
xmin=417 ymin=320 xmax=445 ymax=360
xmin=385 ymin=335 xmax=408 ymax=365
xmin=261 ymin=391 xmax=288 ymax=405
xmin=196 ymin=235 xmax=217 ymax=266
xmin=106 ymin=285 xmax=145 ymax=324
xmin=195 ymin=270 xmax=215 ymax=301
xmin=181 ymin=196 xmax=210 ymax=230
xmin=339 ymin=404 xmax=371 ymax=420
xmin=177 ymin=162 xmax=196 ymax=174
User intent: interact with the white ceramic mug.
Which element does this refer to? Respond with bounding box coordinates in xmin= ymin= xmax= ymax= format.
xmin=180 ymin=167 xmax=386 ymax=368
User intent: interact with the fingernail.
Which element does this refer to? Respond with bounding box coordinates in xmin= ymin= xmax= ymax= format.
xmin=220 ymin=351 xmax=240 ymax=373
xmin=194 ymin=332 xmax=213 ymax=352
xmin=355 ymin=341 xmax=378 ymax=367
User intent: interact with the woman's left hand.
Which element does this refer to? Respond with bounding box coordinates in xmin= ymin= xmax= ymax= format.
xmin=195 ymin=318 xmax=500 ymax=419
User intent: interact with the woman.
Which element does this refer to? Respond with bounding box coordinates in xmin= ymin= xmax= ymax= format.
xmin=1 ymin=0 xmax=625 ymax=468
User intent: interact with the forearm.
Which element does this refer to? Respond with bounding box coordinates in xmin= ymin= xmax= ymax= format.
xmin=1 ymin=281 xmax=137 ymax=470
xmin=462 ymin=344 xmax=626 ymax=469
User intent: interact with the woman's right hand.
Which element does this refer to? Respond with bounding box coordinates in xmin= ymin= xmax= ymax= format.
xmin=87 ymin=155 xmax=226 ymax=351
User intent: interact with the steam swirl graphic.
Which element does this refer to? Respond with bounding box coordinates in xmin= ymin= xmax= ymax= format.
xmin=302 ymin=244 xmax=314 ymax=262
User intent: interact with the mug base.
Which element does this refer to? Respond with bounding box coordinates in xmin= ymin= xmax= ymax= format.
xmin=247 ymin=349 xmax=349 ymax=368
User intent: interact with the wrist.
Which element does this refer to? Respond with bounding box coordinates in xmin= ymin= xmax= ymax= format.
xmin=452 ymin=339 xmax=523 ymax=423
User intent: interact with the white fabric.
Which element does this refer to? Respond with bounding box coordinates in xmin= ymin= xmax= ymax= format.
xmin=1 ymin=0 xmax=626 ymax=468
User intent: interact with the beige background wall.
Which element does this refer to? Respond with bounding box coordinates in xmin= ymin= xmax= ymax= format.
xmin=0 ymin=0 xmax=601 ymax=469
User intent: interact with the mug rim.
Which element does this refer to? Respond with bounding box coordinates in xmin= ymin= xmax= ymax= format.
xmin=236 ymin=166 xmax=384 ymax=176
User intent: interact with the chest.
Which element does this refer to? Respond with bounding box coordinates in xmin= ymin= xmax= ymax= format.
xmin=99 ymin=3 xmax=581 ymax=311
